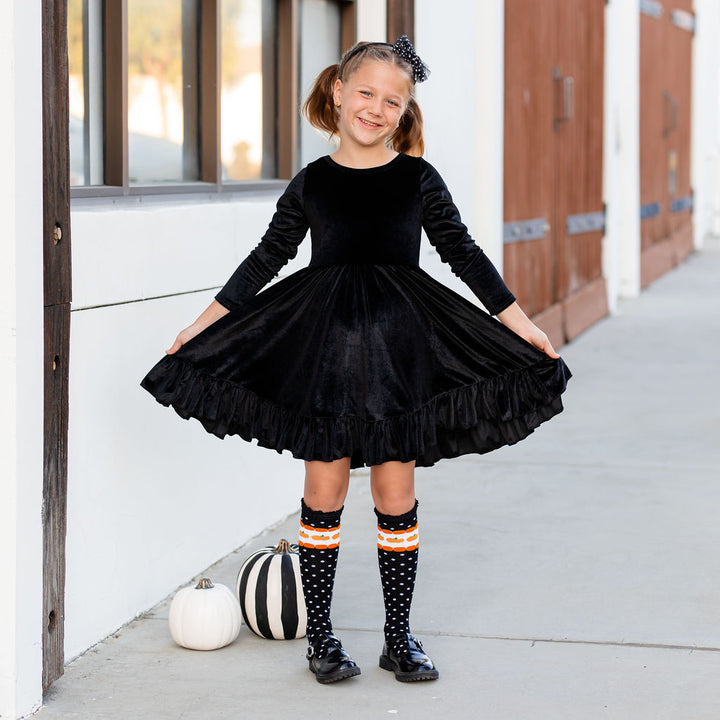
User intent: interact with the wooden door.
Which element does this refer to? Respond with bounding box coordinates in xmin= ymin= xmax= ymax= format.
xmin=639 ymin=1 xmax=694 ymax=287
xmin=504 ymin=0 xmax=607 ymax=347
xmin=503 ymin=1 xmax=556 ymax=322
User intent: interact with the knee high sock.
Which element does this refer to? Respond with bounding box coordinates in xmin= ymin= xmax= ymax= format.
xmin=298 ymin=498 xmax=342 ymax=646
xmin=375 ymin=500 xmax=419 ymax=655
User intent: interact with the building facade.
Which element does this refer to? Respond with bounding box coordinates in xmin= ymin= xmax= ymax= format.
xmin=2 ymin=1 xmax=719 ymax=716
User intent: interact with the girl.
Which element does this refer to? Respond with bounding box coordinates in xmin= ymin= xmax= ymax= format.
xmin=141 ymin=36 xmax=570 ymax=684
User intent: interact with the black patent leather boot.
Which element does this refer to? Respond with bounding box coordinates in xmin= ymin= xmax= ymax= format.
xmin=307 ymin=632 xmax=361 ymax=684
xmin=379 ymin=633 xmax=439 ymax=682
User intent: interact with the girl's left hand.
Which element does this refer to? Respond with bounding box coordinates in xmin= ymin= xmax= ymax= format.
xmin=496 ymin=302 xmax=560 ymax=359
xmin=523 ymin=324 xmax=559 ymax=359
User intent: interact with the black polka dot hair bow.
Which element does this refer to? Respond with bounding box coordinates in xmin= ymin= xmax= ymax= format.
xmin=340 ymin=36 xmax=431 ymax=83
xmin=392 ymin=35 xmax=430 ymax=83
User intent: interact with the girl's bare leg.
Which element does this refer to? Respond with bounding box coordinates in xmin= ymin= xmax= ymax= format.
xmin=370 ymin=460 xmax=416 ymax=515
xmin=303 ymin=457 xmax=351 ymax=511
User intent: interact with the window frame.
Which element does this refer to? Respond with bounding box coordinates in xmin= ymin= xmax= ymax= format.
xmin=71 ymin=0 xmax=357 ymax=199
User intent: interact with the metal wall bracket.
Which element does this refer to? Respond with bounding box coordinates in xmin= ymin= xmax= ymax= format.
xmin=671 ymin=9 xmax=695 ymax=33
xmin=640 ymin=0 xmax=663 ymax=18
xmin=640 ymin=202 xmax=661 ymax=220
xmin=671 ymin=195 xmax=693 ymax=213
xmin=566 ymin=210 xmax=605 ymax=235
xmin=503 ymin=218 xmax=549 ymax=244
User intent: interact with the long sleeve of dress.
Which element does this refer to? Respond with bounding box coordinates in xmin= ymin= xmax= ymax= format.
xmin=214 ymin=169 xmax=309 ymax=311
xmin=420 ymin=159 xmax=516 ymax=316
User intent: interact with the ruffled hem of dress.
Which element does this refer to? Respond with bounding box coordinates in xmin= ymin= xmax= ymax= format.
xmin=140 ymin=355 xmax=571 ymax=468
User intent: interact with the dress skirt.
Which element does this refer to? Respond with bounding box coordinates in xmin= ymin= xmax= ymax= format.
xmin=140 ymin=262 xmax=571 ymax=468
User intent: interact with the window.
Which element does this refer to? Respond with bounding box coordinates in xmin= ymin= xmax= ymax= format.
xmin=68 ymin=0 xmax=356 ymax=197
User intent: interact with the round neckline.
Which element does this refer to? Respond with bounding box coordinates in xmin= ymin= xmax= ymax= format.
xmin=324 ymin=153 xmax=405 ymax=173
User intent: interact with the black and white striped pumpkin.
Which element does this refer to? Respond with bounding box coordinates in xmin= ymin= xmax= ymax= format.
xmin=236 ymin=539 xmax=307 ymax=640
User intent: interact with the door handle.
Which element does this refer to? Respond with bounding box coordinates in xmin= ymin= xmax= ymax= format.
xmin=663 ymin=90 xmax=679 ymax=136
xmin=563 ymin=76 xmax=574 ymax=122
xmin=553 ymin=68 xmax=574 ymax=130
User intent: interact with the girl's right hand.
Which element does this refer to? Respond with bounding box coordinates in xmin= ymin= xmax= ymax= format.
xmin=165 ymin=300 xmax=231 ymax=355
xmin=166 ymin=326 xmax=200 ymax=354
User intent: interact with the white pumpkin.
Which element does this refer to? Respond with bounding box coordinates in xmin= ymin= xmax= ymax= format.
xmin=169 ymin=578 xmax=242 ymax=650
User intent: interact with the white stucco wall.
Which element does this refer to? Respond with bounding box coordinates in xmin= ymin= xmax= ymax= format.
xmin=691 ymin=0 xmax=720 ymax=248
xmin=471 ymin=0 xmax=506 ymax=275
xmin=0 ymin=2 xmax=44 ymax=718
xmin=65 ymin=193 xmax=310 ymax=661
xmin=603 ymin=0 xmax=641 ymax=306
xmin=416 ymin=0 xmax=505 ymax=305
xmin=356 ymin=0 xmax=385 ymax=42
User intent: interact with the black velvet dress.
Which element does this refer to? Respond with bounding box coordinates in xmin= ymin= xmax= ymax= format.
xmin=140 ymin=153 xmax=571 ymax=468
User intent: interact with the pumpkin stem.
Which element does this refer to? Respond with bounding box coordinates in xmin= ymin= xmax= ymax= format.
xmin=195 ymin=578 xmax=215 ymax=589
xmin=273 ymin=539 xmax=293 ymax=554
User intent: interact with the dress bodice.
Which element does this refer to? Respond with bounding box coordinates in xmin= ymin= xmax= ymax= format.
xmin=304 ymin=154 xmax=423 ymax=268
xmin=215 ymin=153 xmax=516 ymax=316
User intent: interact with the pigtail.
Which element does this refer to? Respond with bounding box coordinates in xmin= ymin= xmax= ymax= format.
xmin=302 ymin=63 xmax=340 ymax=138
xmin=391 ymin=96 xmax=424 ymax=157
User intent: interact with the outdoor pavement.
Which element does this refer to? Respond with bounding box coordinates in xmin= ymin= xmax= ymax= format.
xmin=36 ymin=238 xmax=720 ymax=719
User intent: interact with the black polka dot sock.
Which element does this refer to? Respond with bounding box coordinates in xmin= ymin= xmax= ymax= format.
xmin=298 ymin=498 xmax=343 ymax=648
xmin=375 ymin=500 xmax=420 ymax=656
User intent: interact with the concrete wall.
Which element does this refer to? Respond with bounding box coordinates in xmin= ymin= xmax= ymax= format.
xmin=0 ymin=1 xmax=45 ymax=717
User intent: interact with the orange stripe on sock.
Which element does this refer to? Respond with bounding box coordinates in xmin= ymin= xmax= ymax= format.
xmin=298 ymin=540 xmax=340 ymax=549
xmin=378 ymin=542 xmax=419 ymax=552
xmin=376 ymin=523 xmax=418 ymax=535
xmin=300 ymin=521 xmax=340 ymax=533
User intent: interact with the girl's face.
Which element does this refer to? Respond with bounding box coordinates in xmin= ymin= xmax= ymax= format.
xmin=333 ymin=59 xmax=412 ymax=152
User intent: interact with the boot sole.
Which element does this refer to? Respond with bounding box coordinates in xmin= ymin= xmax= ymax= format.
xmin=379 ymin=654 xmax=439 ymax=682
xmin=309 ymin=661 xmax=362 ymax=684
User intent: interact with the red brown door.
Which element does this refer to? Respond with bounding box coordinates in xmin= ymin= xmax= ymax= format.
xmin=504 ymin=0 xmax=607 ymax=347
xmin=639 ymin=1 xmax=694 ymax=287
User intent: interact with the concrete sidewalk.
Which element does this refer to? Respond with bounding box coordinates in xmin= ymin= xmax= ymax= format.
xmin=37 ymin=240 xmax=720 ymax=720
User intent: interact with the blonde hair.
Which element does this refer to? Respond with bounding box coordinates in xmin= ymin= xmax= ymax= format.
xmin=302 ymin=42 xmax=425 ymax=157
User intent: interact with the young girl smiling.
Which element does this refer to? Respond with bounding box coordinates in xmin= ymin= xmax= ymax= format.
xmin=142 ymin=36 xmax=570 ymax=684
